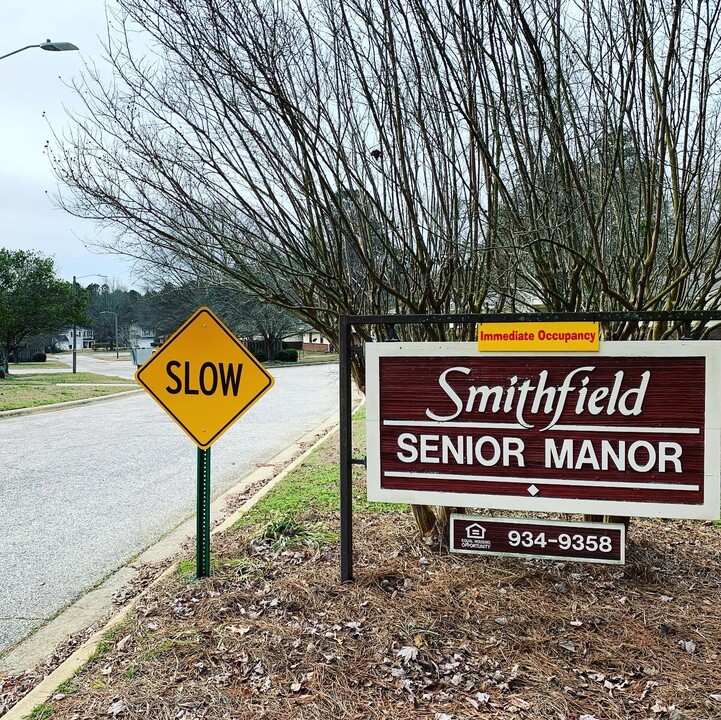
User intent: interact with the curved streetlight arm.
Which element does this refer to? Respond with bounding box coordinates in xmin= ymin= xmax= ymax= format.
xmin=0 ymin=40 xmax=78 ymax=61
xmin=0 ymin=45 xmax=40 ymax=61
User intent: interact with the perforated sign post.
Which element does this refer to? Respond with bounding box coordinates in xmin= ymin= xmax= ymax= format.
xmin=136 ymin=307 xmax=274 ymax=577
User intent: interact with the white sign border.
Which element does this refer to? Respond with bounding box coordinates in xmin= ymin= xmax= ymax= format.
xmin=366 ymin=341 xmax=721 ymax=520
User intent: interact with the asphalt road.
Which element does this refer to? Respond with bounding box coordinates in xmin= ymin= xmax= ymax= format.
xmin=59 ymin=351 xmax=143 ymax=379
xmin=0 ymin=357 xmax=338 ymax=654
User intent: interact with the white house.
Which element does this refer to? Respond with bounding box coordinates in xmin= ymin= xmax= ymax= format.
xmin=58 ymin=327 xmax=94 ymax=351
xmin=129 ymin=325 xmax=156 ymax=349
xmin=284 ymin=330 xmax=332 ymax=352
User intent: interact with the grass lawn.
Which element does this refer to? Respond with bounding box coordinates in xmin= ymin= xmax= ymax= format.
xmin=8 ymin=361 xmax=68 ymax=369
xmin=299 ymin=351 xmax=338 ymax=363
xmin=0 ymin=372 xmax=138 ymax=411
xmin=91 ymin=352 xmax=133 ymax=361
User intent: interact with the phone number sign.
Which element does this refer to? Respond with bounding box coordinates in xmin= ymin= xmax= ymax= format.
xmin=450 ymin=515 xmax=625 ymax=564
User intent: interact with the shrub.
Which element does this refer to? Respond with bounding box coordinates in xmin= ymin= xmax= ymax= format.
xmin=8 ymin=353 xmax=16 ymax=363
xmin=252 ymin=349 xmax=268 ymax=362
xmin=275 ymin=349 xmax=298 ymax=362
xmin=31 ymin=352 xmax=47 ymax=362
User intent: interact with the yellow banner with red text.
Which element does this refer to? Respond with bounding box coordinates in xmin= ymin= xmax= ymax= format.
xmin=477 ymin=322 xmax=600 ymax=352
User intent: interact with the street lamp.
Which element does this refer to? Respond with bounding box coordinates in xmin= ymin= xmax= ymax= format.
xmin=72 ymin=274 xmax=107 ymax=373
xmin=100 ymin=311 xmax=119 ymax=359
xmin=0 ymin=40 xmax=79 ymax=61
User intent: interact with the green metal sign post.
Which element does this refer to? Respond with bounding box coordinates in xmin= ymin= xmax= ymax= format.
xmin=196 ymin=448 xmax=212 ymax=577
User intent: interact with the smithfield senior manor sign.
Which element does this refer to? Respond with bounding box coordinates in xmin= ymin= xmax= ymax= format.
xmin=366 ymin=341 xmax=721 ymax=520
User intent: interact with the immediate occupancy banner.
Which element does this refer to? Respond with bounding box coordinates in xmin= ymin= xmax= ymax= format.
xmin=365 ymin=342 xmax=721 ymax=519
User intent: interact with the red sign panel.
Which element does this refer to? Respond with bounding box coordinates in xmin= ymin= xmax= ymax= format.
xmin=450 ymin=515 xmax=625 ymax=564
xmin=366 ymin=342 xmax=721 ymax=519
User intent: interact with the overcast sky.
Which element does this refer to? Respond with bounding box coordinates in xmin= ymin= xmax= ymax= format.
xmin=0 ymin=2 xmax=142 ymax=289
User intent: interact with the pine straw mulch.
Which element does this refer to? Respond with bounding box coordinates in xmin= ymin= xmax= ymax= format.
xmin=34 ymin=507 xmax=721 ymax=720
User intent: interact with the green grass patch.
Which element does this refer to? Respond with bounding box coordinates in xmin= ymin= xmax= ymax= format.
xmin=235 ymin=462 xmax=340 ymax=528
xmin=13 ymin=372 xmax=135 ymax=384
xmin=92 ymin=352 xmax=132 ymax=360
xmin=55 ymin=679 xmax=78 ymax=695
xmin=350 ymin=403 xmax=404 ymax=513
xmin=264 ymin=352 xmax=339 ymax=368
xmin=234 ymin=403 xmax=404 ymax=530
xmin=9 ymin=361 xmax=67 ymax=369
xmin=0 ymin=372 xmax=137 ymax=411
xmin=177 ymin=554 xmax=252 ymax=580
xmin=27 ymin=705 xmax=54 ymax=720
xmin=86 ymin=625 xmax=123 ymax=662
xmin=177 ymin=559 xmax=196 ymax=577
xmin=256 ymin=514 xmax=338 ymax=552
xmin=301 ymin=352 xmax=339 ymax=363
xmin=88 ymin=642 xmax=109 ymax=662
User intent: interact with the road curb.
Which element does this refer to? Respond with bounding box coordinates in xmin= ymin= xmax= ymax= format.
xmin=0 ymin=404 xmax=353 ymax=719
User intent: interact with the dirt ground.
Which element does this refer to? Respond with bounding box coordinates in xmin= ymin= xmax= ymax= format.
xmin=9 ymin=503 xmax=719 ymax=720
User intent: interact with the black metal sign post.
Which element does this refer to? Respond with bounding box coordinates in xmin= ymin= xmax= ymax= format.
xmin=339 ymin=310 xmax=721 ymax=583
xmin=339 ymin=318 xmax=353 ymax=583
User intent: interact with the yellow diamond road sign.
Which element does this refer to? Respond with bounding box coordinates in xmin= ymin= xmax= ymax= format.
xmin=135 ymin=307 xmax=274 ymax=449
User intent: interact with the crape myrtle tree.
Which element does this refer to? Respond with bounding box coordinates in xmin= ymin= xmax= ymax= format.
xmin=0 ymin=249 xmax=84 ymax=373
xmin=482 ymin=1 xmax=721 ymax=338
xmin=51 ymin=0 xmax=721 ymax=536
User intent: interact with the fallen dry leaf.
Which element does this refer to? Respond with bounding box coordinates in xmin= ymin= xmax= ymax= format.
xmin=107 ymin=698 xmax=125 ymax=716
xmin=115 ymin=635 xmax=132 ymax=652
xmin=397 ymin=646 xmax=419 ymax=664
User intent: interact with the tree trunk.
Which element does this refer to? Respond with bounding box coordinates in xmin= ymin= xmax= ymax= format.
xmin=410 ymin=504 xmax=437 ymax=536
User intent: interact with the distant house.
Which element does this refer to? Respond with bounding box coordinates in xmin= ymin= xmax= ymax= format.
xmin=129 ymin=326 xmax=156 ymax=349
xmin=284 ymin=331 xmax=332 ymax=352
xmin=58 ymin=327 xmax=94 ymax=351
